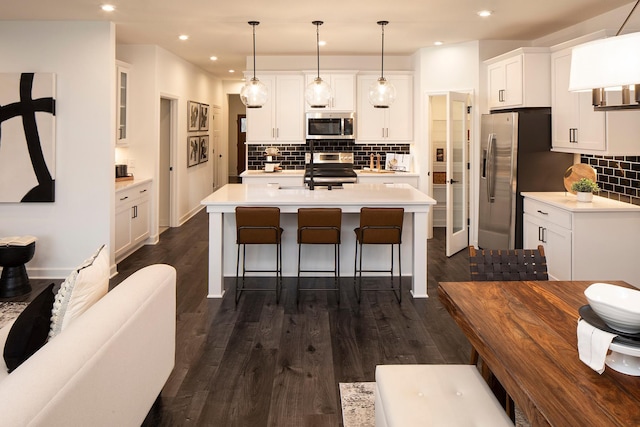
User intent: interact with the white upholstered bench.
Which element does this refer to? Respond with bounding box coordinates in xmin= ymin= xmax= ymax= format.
xmin=375 ymin=364 xmax=513 ymax=426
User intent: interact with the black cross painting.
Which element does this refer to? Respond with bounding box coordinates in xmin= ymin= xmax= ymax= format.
xmin=0 ymin=72 xmax=56 ymax=202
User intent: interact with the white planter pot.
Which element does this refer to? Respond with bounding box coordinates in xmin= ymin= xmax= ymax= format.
xmin=576 ymin=192 xmax=593 ymax=202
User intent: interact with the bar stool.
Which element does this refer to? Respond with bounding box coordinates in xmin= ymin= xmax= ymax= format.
xmin=296 ymin=208 xmax=342 ymax=304
xmin=354 ymin=207 xmax=404 ymax=303
xmin=235 ymin=206 xmax=283 ymax=306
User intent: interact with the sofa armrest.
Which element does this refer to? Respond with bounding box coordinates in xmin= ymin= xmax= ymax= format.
xmin=0 ymin=264 xmax=176 ymax=427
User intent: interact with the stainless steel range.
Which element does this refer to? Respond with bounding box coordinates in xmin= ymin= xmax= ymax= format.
xmin=304 ymin=152 xmax=357 ymax=189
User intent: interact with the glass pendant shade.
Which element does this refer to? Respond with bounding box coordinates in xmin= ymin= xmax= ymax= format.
xmin=240 ymin=77 xmax=268 ymax=108
xmin=370 ymin=20 xmax=396 ymax=108
xmin=369 ymin=77 xmax=396 ymax=108
xmin=305 ymin=77 xmax=332 ymax=108
xmin=305 ymin=21 xmax=331 ymax=108
xmin=241 ymin=21 xmax=268 ymax=108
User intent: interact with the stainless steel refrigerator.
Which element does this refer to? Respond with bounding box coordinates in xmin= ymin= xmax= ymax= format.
xmin=478 ymin=109 xmax=573 ymax=249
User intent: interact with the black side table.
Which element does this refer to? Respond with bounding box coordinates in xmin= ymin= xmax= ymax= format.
xmin=0 ymin=241 xmax=36 ymax=298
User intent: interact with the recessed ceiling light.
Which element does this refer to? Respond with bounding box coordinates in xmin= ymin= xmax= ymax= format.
xmin=477 ymin=10 xmax=492 ymax=17
xmin=178 ymin=34 xmax=189 ymax=41
xmin=318 ymin=40 xmax=327 ymax=47
xmin=229 ymin=69 xmax=235 ymax=73
xmin=434 ymin=41 xmax=444 ymax=46
xmin=101 ymin=4 xmax=115 ymax=12
xmin=209 ymin=56 xmax=218 ymax=61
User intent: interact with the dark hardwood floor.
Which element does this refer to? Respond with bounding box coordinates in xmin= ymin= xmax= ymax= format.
xmin=111 ymin=209 xmax=472 ymax=426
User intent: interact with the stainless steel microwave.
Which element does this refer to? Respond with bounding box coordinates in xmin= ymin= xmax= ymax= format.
xmin=306 ymin=112 xmax=356 ymax=140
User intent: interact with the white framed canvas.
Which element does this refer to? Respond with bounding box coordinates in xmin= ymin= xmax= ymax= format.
xmin=0 ymin=72 xmax=56 ymax=202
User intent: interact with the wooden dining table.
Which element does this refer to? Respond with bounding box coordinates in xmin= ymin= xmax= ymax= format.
xmin=438 ymin=280 xmax=640 ymax=427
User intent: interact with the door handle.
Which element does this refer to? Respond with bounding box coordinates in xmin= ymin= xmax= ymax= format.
xmin=498 ymin=89 xmax=505 ymax=103
xmin=448 ymin=179 xmax=459 ymax=184
xmin=486 ymin=133 xmax=496 ymax=203
xmin=538 ymin=226 xmax=547 ymax=243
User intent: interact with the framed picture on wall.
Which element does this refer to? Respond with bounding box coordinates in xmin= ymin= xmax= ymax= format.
xmin=188 ymin=100 xmax=200 ymax=131
xmin=199 ymin=104 xmax=209 ymax=131
xmin=199 ymin=135 xmax=209 ymax=163
xmin=188 ymin=136 xmax=199 ymax=167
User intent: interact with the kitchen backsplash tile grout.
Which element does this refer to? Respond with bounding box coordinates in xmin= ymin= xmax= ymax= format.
xmin=581 ymin=155 xmax=640 ymax=206
xmin=246 ymin=140 xmax=410 ymax=170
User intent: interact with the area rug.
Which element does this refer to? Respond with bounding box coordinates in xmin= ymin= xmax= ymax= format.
xmin=339 ymin=382 xmax=375 ymax=427
xmin=0 ymin=302 xmax=28 ymax=329
xmin=340 ymin=380 xmax=530 ymax=427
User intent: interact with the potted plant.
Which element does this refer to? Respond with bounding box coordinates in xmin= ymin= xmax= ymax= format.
xmin=571 ymin=178 xmax=600 ymax=202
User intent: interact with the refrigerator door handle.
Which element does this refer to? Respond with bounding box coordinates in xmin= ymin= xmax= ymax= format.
xmin=486 ymin=133 xmax=496 ymax=203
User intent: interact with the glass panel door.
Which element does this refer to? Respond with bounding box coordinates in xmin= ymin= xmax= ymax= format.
xmin=446 ymin=92 xmax=469 ymax=256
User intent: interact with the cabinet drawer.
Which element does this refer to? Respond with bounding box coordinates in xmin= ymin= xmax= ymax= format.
xmin=116 ymin=182 xmax=150 ymax=209
xmin=523 ymin=198 xmax=571 ymax=229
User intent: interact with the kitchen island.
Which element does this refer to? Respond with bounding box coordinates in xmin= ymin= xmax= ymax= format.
xmin=201 ymin=183 xmax=435 ymax=298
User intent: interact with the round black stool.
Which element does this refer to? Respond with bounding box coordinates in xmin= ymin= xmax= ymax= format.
xmin=0 ymin=241 xmax=36 ymax=298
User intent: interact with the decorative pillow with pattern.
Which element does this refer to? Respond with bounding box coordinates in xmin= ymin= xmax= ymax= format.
xmin=49 ymin=245 xmax=109 ymax=339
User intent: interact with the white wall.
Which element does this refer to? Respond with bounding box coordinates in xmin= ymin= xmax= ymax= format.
xmin=0 ymin=21 xmax=115 ymax=278
xmin=116 ymin=44 xmax=224 ymax=233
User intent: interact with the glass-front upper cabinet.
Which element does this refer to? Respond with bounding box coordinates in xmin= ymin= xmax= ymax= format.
xmin=116 ymin=61 xmax=131 ymax=146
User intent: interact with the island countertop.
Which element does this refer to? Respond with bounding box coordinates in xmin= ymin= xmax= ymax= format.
xmin=200 ymin=183 xmax=435 ymax=299
xmin=201 ymin=183 xmax=434 ymax=213
xmin=238 ymin=170 xmax=420 ymax=178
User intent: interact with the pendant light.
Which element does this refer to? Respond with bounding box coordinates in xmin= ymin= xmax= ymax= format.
xmin=240 ymin=21 xmax=268 ymax=108
xmin=369 ymin=20 xmax=396 ymax=108
xmin=305 ymin=21 xmax=332 ymax=108
xmin=569 ymin=0 xmax=640 ymax=110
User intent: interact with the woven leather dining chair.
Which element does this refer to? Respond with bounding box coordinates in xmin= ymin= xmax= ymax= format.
xmin=354 ymin=207 xmax=404 ymax=304
xmin=296 ymin=208 xmax=342 ymax=304
xmin=235 ymin=206 xmax=283 ymax=306
xmin=467 ymin=244 xmax=548 ymax=418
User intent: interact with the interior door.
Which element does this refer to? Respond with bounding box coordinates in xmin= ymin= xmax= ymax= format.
xmin=445 ymin=92 xmax=469 ymax=256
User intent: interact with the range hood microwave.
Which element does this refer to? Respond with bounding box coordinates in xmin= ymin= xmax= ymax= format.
xmin=306 ymin=112 xmax=356 ymax=140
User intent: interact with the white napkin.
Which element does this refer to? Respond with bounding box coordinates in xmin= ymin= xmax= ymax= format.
xmin=577 ymin=319 xmax=617 ymax=374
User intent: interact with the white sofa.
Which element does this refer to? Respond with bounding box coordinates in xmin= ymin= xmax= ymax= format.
xmin=0 ymin=264 xmax=176 ymax=427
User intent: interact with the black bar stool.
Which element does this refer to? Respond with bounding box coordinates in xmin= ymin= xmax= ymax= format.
xmin=353 ymin=207 xmax=404 ymax=303
xmin=296 ymin=208 xmax=342 ymax=304
xmin=235 ymin=206 xmax=283 ymax=306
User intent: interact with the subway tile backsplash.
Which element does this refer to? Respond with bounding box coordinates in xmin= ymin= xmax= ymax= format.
xmin=247 ymin=140 xmax=410 ymax=170
xmin=581 ymin=155 xmax=640 ymax=205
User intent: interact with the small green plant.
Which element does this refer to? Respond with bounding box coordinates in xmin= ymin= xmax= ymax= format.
xmin=571 ymin=178 xmax=600 ymax=193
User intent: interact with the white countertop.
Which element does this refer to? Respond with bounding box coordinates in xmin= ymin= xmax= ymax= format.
xmin=115 ymin=178 xmax=152 ymax=192
xmin=201 ymin=183 xmax=435 ymax=213
xmin=239 ymin=169 xmax=418 ymax=177
xmin=522 ymin=192 xmax=640 ymax=212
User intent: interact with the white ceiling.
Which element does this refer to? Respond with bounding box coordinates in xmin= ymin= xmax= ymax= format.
xmin=1 ymin=0 xmax=635 ymax=80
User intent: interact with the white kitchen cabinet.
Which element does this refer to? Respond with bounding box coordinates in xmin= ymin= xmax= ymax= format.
xmin=485 ymin=48 xmax=550 ymax=110
xmin=551 ymin=48 xmax=605 ymax=152
xmin=356 ymin=74 xmax=413 ymax=143
xmin=523 ymin=192 xmax=640 ymax=288
xmin=523 ymin=209 xmax=572 ymax=281
xmin=550 ymin=42 xmax=640 ymax=155
xmin=246 ymin=73 xmax=305 ymax=144
xmin=116 ymin=61 xmax=130 ymax=146
xmin=115 ymin=180 xmax=151 ymax=262
xmin=304 ymin=72 xmax=356 ymax=111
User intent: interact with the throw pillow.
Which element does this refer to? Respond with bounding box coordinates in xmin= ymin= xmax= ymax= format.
xmin=49 ymin=244 xmax=109 ymax=339
xmin=3 ymin=283 xmax=56 ymax=373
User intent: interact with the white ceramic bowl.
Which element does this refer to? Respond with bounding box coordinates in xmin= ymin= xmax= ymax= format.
xmin=585 ymin=283 xmax=640 ymax=334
